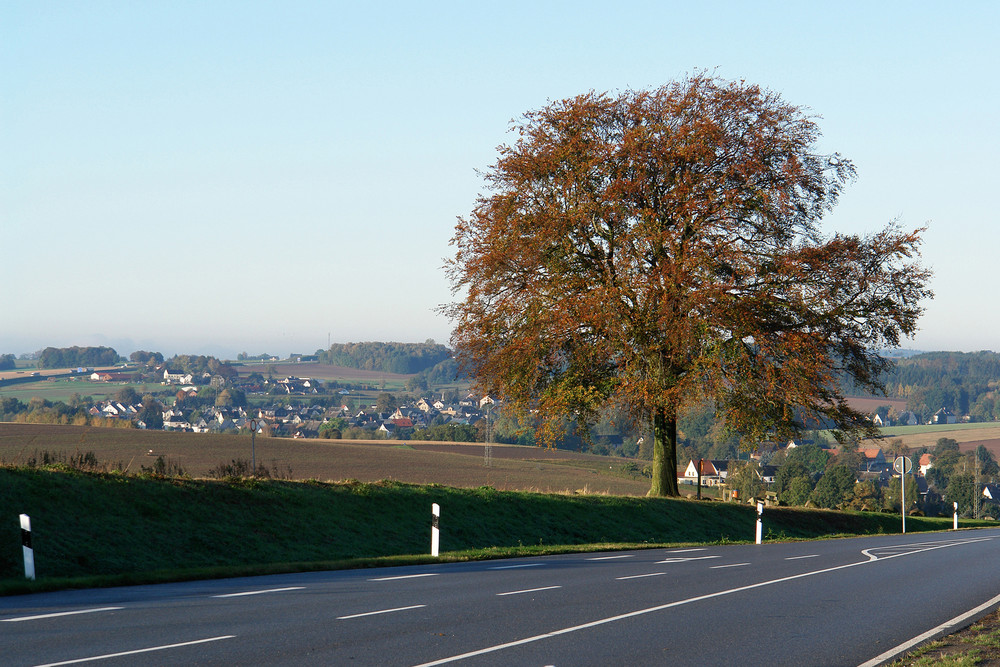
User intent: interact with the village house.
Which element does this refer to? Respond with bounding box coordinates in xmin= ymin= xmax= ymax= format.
xmin=683 ymin=459 xmax=730 ymax=486
xmin=163 ymin=413 xmax=191 ymax=431
xmin=786 ymin=439 xmax=813 ymax=449
xmin=984 ymin=484 xmax=1000 ymax=503
xmin=391 ymin=406 xmax=423 ymax=422
xmin=760 ymin=465 xmax=778 ymax=484
xmin=276 ymin=376 xmax=319 ymax=394
xmin=932 ymin=407 xmax=957 ymax=425
xmin=162 ymin=368 xmax=193 ymax=385
xmin=860 ymin=448 xmax=886 ymax=465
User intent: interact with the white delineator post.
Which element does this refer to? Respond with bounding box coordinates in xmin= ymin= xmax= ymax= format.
xmin=20 ymin=514 xmax=35 ymax=581
xmin=755 ymin=501 xmax=764 ymax=545
xmin=954 ymin=501 xmax=959 ymax=530
xmin=431 ymin=503 xmax=440 ymax=557
xmin=893 ymin=456 xmax=911 ymax=535
xmin=901 ymin=475 xmax=906 ymax=534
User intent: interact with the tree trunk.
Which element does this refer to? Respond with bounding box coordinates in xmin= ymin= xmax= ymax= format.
xmin=649 ymin=406 xmax=680 ymax=497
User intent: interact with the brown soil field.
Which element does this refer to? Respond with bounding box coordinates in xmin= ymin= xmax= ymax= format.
xmin=0 ymin=423 xmax=650 ymax=496
xmin=5 ymin=421 xmax=998 ymax=497
xmin=845 ymin=396 xmax=909 ymax=413
xmin=960 ymin=437 xmax=1000 ymax=456
xmin=868 ymin=426 xmax=1000 ymax=457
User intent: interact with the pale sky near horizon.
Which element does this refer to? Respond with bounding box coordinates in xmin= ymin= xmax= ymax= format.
xmin=2 ymin=1 xmax=997 ymax=359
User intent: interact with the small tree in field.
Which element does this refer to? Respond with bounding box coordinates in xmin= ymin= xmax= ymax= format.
xmin=446 ymin=74 xmax=932 ymax=497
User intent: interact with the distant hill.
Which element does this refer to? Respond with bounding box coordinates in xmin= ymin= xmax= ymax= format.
xmin=879 ymin=350 xmax=1000 ymax=420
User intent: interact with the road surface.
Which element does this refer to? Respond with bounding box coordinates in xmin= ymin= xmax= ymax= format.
xmin=2 ymin=529 xmax=999 ymax=666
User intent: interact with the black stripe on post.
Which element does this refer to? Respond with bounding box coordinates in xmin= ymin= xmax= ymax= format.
xmin=431 ymin=515 xmax=439 ymax=529
xmin=21 ymin=528 xmax=32 ymax=549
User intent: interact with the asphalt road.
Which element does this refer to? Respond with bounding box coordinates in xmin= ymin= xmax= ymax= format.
xmin=3 ymin=528 xmax=1000 ymax=666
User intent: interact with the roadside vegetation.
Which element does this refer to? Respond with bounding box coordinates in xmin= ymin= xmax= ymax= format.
xmin=1 ymin=452 xmax=989 ymax=596
xmin=891 ymin=607 xmax=1000 ymax=666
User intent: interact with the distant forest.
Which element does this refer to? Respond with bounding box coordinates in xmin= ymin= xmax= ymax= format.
xmin=316 ymin=341 xmax=454 ymax=375
xmin=875 ymin=350 xmax=1000 ymax=421
xmin=37 ymin=346 xmax=120 ymax=369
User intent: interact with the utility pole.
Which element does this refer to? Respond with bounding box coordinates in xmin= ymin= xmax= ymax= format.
xmin=483 ymin=401 xmax=492 ymax=467
xmin=974 ymin=447 xmax=982 ymax=520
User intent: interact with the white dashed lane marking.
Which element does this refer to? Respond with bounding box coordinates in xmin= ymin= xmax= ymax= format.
xmin=2 ymin=607 xmax=124 ymax=623
xmin=369 ymin=573 xmax=439 ymax=581
xmin=497 ymin=586 xmax=562 ymax=596
xmin=616 ymin=572 xmax=667 ymax=581
xmin=212 ymin=587 xmax=305 ymax=598
xmin=337 ymin=605 xmax=426 ymax=620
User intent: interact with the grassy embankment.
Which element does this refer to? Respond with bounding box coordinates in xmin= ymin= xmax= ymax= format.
xmin=2 ymin=465 xmax=989 ymax=596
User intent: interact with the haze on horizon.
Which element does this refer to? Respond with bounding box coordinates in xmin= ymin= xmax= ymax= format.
xmin=3 ymin=2 xmax=998 ymax=359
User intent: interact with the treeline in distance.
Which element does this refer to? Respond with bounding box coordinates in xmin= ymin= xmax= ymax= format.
xmin=316 ymin=341 xmax=453 ymax=375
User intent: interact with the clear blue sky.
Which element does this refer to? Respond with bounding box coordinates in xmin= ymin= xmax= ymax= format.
xmin=2 ymin=1 xmax=997 ymax=358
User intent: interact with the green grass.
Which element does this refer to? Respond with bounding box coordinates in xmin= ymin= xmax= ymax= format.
xmin=0 ymin=379 xmax=164 ymax=403
xmin=2 ymin=466 xmax=990 ymax=595
xmin=877 ymin=422 xmax=1000 ymax=436
xmin=889 ymin=609 xmax=1000 ymax=666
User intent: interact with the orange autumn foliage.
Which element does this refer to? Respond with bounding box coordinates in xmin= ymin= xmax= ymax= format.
xmin=446 ymin=74 xmax=932 ymax=496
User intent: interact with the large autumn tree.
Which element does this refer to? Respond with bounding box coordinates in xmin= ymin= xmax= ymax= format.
xmin=445 ymin=74 xmax=932 ymax=496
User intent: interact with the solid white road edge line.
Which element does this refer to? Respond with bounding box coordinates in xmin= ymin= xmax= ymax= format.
xmin=497 ymin=586 xmax=562 ymax=597
xmin=856 ymin=591 xmax=1000 ymax=667
xmin=337 ymin=605 xmax=426 ymax=620
xmin=2 ymin=607 xmax=124 ymax=623
xmin=586 ymin=555 xmax=634 ymax=561
xmin=32 ymin=635 xmax=235 ymax=666
xmin=369 ymin=573 xmax=438 ymax=581
xmin=489 ymin=563 xmax=544 ymax=570
xmin=212 ymin=587 xmax=305 ymax=598
xmin=412 ymin=535 xmax=992 ymax=667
